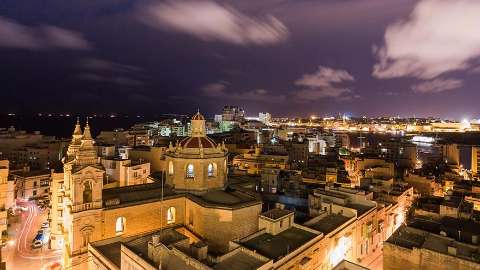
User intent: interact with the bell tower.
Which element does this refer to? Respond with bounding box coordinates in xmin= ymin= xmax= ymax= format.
xmin=62 ymin=119 xmax=105 ymax=270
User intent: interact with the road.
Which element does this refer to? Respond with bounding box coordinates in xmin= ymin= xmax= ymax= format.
xmin=3 ymin=200 xmax=62 ymax=270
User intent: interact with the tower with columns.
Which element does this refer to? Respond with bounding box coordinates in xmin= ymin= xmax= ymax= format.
xmin=60 ymin=119 xmax=105 ymax=270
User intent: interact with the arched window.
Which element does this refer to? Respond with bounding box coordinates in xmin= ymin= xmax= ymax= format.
xmin=168 ymin=161 xmax=174 ymax=176
xmin=116 ymin=217 xmax=126 ymax=234
xmin=207 ymin=163 xmax=217 ymax=177
xmin=83 ymin=181 xmax=92 ymax=203
xmin=167 ymin=207 xmax=176 ymax=224
xmin=186 ymin=164 xmax=195 ymax=178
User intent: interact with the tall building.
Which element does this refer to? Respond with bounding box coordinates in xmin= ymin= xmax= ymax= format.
xmin=259 ymin=112 xmax=271 ymax=125
xmin=61 ymin=119 xmax=106 ymax=269
xmin=222 ymin=105 xmax=245 ymax=122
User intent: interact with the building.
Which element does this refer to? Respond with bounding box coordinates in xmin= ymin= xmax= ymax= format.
xmin=101 ymin=158 xmax=151 ymax=187
xmin=11 ymin=168 xmax=51 ymax=200
xmin=307 ymin=185 xmax=410 ymax=266
xmin=384 ymin=222 xmax=480 ymax=270
xmin=233 ymin=146 xmax=289 ymax=175
xmin=222 ymin=106 xmax=245 ymax=122
xmin=52 ymin=113 xmax=262 ymax=269
xmin=405 ymin=173 xmax=440 ymax=196
xmin=128 ymin=145 xmax=168 ymax=173
xmin=342 ymin=157 xmax=394 ymax=187
xmin=259 ymin=112 xmax=271 ymax=125
xmin=49 ymin=167 xmax=65 ymax=250
xmin=0 ymin=160 xmax=8 ymax=244
xmin=235 ymin=209 xmax=325 ymax=270
xmin=96 ymin=129 xmax=128 ymax=146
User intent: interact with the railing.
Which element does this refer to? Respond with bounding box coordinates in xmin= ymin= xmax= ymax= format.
xmin=71 ymin=201 xmax=102 ymax=213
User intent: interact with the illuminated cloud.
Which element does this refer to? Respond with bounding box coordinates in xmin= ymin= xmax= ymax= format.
xmin=373 ymin=0 xmax=480 ymax=79
xmin=411 ymin=78 xmax=463 ymax=94
xmin=138 ymin=0 xmax=288 ymax=46
xmin=202 ymin=81 xmax=229 ymax=96
xmin=294 ymin=66 xmax=356 ymax=101
xmin=0 ymin=16 xmax=91 ymax=50
xmin=202 ymin=81 xmax=285 ymax=103
xmin=78 ymin=58 xmax=143 ymax=73
xmin=76 ymin=58 xmax=145 ymax=87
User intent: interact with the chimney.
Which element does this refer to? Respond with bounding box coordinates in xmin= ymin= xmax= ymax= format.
xmin=152 ymin=234 xmax=160 ymax=245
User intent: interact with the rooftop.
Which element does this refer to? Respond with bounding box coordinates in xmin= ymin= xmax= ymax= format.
xmin=242 ymin=227 xmax=317 ymax=261
xmin=91 ymin=228 xmax=192 ymax=270
xmin=306 ymin=214 xmax=352 ymax=234
xmin=387 ymin=225 xmax=480 ymax=263
xmin=346 ymin=203 xmax=374 ymax=216
xmin=213 ymin=249 xmax=269 ymax=270
xmin=102 ymin=182 xmax=178 ymax=209
xmin=11 ymin=169 xmax=51 ymax=178
xmin=188 ymin=188 xmax=261 ymax=209
xmin=260 ymin=209 xmax=293 ymax=220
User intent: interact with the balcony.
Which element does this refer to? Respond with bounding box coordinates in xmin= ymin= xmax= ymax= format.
xmin=71 ymin=201 xmax=102 ymax=213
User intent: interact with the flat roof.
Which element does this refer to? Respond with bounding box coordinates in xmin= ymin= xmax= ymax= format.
xmin=102 ymin=182 xmax=178 ymax=209
xmin=346 ymin=203 xmax=374 ymax=216
xmin=260 ymin=209 xmax=293 ymax=220
xmin=387 ymin=226 xmax=480 ymax=263
xmin=213 ymin=250 xmax=268 ymax=270
xmin=306 ymin=214 xmax=351 ymax=234
xmin=313 ymin=190 xmax=350 ymax=199
xmin=242 ymin=227 xmax=317 ymax=261
xmin=11 ymin=169 xmax=50 ymax=178
xmin=188 ymin=189 xmax=261 ymax=209
xmin=95 ymin=242 xmax=122 ymax=268
xmin=92 ymin=228 xmax=190 ymax=270
xmin=387 ymin=227 xmax=425 ymax=249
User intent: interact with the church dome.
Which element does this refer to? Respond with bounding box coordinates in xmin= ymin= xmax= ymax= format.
xmin=192 ymin=111 xmax=205 ymax=120
xmin=178 ymin=136 xmax=217 ymax=149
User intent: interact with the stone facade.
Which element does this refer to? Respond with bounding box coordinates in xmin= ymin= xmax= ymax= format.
xmin=54 ymin=113 xmax=262 ymax=269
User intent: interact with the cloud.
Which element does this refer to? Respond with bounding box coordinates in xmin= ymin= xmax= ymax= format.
xmin=202 ymin=81 xmax=229 ymax=96
xmin=293 ymin=66 xmax=356 ymax=101
xmin=76 ymin=58 xmax=146 ymax=87
xmin=201 ymin=81 xmax=285 ymax=103
xmin=76 ymin=73 xmax=145 ymax=87
xmin=373 ymin=0 xmax=480 ymax=79
xmin=411 ymin=78 xmax=463 ymax=94
xmin=138 ymin=0 xmax=288 ymax=46
xmin=0 ymin=16 xmax=91 ymax=50
xmin=78 ymin=58 xmax=143 ymax=73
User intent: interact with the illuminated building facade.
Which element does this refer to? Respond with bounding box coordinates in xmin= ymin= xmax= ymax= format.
xmin=51 ymin=113 xmax=262 ymax=269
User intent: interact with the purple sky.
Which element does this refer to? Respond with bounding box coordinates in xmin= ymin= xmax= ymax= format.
xmin=1 ymin=0 xmax=480 ymax=119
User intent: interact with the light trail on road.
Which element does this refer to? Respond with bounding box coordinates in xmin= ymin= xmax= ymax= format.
xmin=15 ymin=201 xmax=62 ymax=260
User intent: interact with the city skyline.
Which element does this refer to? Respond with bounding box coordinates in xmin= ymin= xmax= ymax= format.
xmin=2 ymin=0 xmax=480 ymax=118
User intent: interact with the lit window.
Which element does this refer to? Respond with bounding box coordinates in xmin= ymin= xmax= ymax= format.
xmin=208 ymin=163 xmax=216 ymax=177
xmin=168 ymin=161 xmax=174 ymax=176
xmin=167 ymin=207 xmax=176 ymax=224
xmin=116 ymin=217 xmax=126 ymax=234
xmin=186 ymin=164 xmax=194 ymax=178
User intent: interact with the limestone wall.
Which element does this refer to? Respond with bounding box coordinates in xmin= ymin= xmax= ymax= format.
xmin=102 ymin=196 xmax=186 ymax=239
xmin=185 ymin=199 xmax=262 ymax=253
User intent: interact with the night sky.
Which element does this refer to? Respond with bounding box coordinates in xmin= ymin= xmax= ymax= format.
xmin=1 ymin=0 xmax=480 ymax=118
